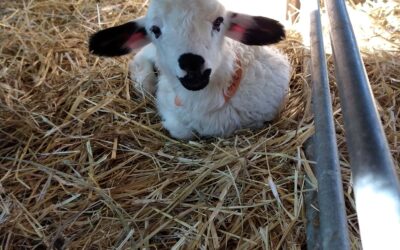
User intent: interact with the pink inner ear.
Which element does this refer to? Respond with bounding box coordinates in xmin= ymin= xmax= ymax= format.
xmin=230 ymin=24 xmax=246 ymax=34
xmin=124 ymin=32 xmax=146 ymax=50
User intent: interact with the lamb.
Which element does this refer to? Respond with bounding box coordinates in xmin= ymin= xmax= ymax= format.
xmin=89 ymin=0 xmax=291 ymax=139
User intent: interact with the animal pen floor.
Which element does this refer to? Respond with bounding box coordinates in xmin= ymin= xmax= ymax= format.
xmin=0 ymin=0 xmax=399 ymax=249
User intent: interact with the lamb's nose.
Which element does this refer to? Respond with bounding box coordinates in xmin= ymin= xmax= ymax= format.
xmin=178 ymin=53 xmax=205 ymax=73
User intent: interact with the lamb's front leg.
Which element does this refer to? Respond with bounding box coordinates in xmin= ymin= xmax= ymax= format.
xmin=156 ymin=84 xmax=194 ymax=140
xmin=160 ymin=109 xmax=194 ymax=140
xmin=129 ymin=44 xmax=157 ymax=95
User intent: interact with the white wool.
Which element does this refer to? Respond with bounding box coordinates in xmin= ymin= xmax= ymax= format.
xmin=130 ymin=0 xmax=290 ymax=139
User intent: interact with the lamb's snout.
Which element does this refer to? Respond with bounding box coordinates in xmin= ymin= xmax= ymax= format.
xmin=178 ymin=53 xmax=212 ymax=91
xmin=178 ymin=53 xmax=205 ymax=73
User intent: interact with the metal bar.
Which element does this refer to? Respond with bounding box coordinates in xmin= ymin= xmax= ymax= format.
xmin=304 ymin=138 xmax=321 ymax=250
xmin=304 ymin=179 xmax=320 ymax=250
xmin=324 ymin=0 xmax=400 ymax=249
xmin=309 ymin=1 xmax=350 ymax=249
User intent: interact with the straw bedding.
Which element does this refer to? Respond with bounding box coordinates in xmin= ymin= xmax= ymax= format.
xmin=0 ymin=0 xmax=398 ymax=249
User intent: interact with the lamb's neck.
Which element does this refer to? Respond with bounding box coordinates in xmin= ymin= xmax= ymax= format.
xmin=207 ymin=41 xmax=238 ymax=93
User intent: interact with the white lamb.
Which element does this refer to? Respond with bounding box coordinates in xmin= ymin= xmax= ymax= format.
xmin=89 ymin=0 xmax=291 ymax=139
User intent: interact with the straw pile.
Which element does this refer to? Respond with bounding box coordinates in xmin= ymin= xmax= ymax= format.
xmin=0 ymin=0 xmax=398 ymax=249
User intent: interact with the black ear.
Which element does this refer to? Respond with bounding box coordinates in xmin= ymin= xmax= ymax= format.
xmin=89 ymin=19 xmax=149 ymax=57
xmin=226 ymin=12 xmax=285 ymax=46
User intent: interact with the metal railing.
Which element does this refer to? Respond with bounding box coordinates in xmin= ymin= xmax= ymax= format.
xmin=307 ymin=0 xmax=400 ymax=249
xmin=308 ymin=1 xmax=350 ymax=249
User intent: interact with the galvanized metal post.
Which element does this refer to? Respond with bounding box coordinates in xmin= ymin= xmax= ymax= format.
xmin=304 ymin=139 xmax=321 ymax=250
xmin=324 ymin=0 xmax=400 ymax=249
xmin=309 ymin=1 xmax=350 ymax=249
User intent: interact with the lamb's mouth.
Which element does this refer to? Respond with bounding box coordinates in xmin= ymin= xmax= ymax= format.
xmin=178 ymin=69 xmax=212 ymax=91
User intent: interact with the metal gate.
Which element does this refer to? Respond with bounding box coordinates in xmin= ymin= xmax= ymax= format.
xmin=304 ymin=0 xmax=400 ymax=249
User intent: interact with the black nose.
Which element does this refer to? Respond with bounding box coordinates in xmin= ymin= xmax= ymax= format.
xmin=178 ymin=53 xmax=205 ymax=73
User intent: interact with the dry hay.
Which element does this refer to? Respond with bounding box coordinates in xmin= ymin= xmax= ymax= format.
xmin=0 ymin=0 xmax=399 ymax=249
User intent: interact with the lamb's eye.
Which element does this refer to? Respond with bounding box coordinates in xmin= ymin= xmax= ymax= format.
xmin=212 ymin=17 xmax=224 ymax=32
xmin=150 ymin=25 xmax=161 ymax=39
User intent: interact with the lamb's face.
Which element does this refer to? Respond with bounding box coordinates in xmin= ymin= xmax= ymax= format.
xmin=145 ymin=0 xmax=227 ymax=91
xmin=89 ymin=0 xmax=286 ymax=91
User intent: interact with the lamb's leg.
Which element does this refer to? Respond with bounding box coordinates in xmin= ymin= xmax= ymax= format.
xmin=161 ymin=110 xmax=194 ymax=140
xmin=156 ymin=86 xmax=194 ymax=139
xmin=129 ymin=44 xmax=157 ymax=95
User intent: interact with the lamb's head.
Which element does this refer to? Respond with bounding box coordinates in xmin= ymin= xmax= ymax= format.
xmin=89 ymin=0 xmax=286 ymax=91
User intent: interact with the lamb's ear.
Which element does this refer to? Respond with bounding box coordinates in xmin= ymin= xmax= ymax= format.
xmin=225 ymin=12 xmax=285 ymax=46
xmin=89 ymin=18 xmax=149 ymax=57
